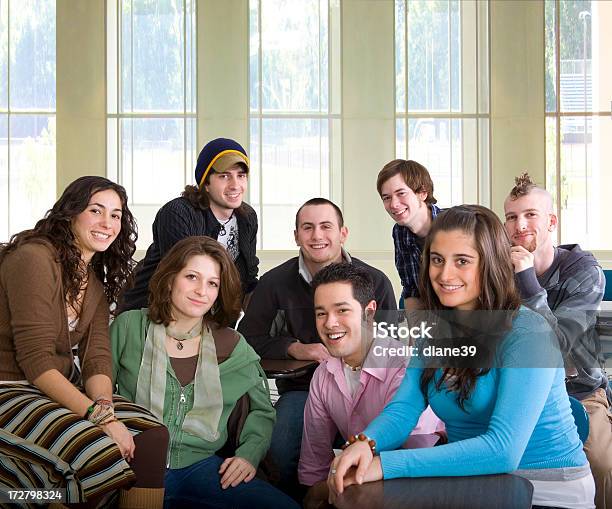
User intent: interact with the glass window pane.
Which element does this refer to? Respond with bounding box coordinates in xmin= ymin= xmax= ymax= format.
xmin=249 ymin=0 xmax=260 ymax=113
xmin=396 ymin=118 xmax=406 ymax=159
xmin=121 ymin=0 xmax=133 ymax=112
xmin=591 ymin=0 xmax=611 ymax=112
xmin=185 ymin=0 xmax=196 ymax=114
xmin=559 ymin=115 xmax=610 ymax=250
xmin=261 ymin=204 xmax=298 ymax=250
xmin=319 ymin=0 xmax=328 ymax=112
xmin=259 ymin=118 xmax=328 ymax=248
xmin=260 ymin=0 xmax=328 ymax=112
xmin=0 ymin=0 xmax=7 ymax=111
xmin=249 ymin=118 xmax=262 ymax=247
xmin=477 ymin=117 xmax=490 ymax=206
xmin=121 ymin=118 xmax=186 ymax=206
xmin=120 ymin=117 xmax=189 ymax=251
xmin=8 ymin=115 xmax=55 ymax=234
xmin=408 ymin=117 xmax=465 ymax=206
xmin=0 ymin=114 xmax=7 ymax=240
xmin=545 ymin=116 xmax=558 ymax=211
xmin=559 ymin=115 xmax=590 ymax=245
xmin=9 ymin=0 xmax=55 ymax=111
xmin=121 ymin=0 xmax=186 ymax=112
xmin=450 ymin=0 xmax=460 ymax=112
xmin=395 ymin=0 xmax=406 ymax=113
xmin=476 ymin=1 xmax=489 ymax=115
xmin=107 ymin=118 xmax=118 ymax=182
xmin=588 ymin=116 xmax=612 ymax=249
xmin=110 ymin=1 xmax=196 ymax=248
xmin=559 ymin=1 xmax=592 ymax=113
xmin=249 ymin=119 xmax=261 ymax=210
xmin=407 ymin=0 xmax=455 ymax=112
xmin=396 ymin=0 xmax=487 ymax=206
xmin=250 ymin=0 xmax=334 ymax=249
xmin=185 ymin=116 xmax=196 ymax=184
xmin=545 ymin=0 xmax=557 ymax=113
xmin=450 ymin=118 xmax=463 ymax=204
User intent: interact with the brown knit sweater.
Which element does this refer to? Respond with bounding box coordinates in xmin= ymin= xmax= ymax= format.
xmin=0 ymin=241 xmax=113 ymax=383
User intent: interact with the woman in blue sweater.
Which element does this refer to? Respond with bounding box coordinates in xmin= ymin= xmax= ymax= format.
xmin=329 ymin=205 xmax=595 ymax=509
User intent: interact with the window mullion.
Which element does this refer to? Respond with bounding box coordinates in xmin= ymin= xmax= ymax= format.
xmin=554 ymin=0 xmax=561 ymax=245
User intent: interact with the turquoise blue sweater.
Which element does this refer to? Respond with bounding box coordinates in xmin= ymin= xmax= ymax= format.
xmin=366 ymin=307 xmax=588 ymax=479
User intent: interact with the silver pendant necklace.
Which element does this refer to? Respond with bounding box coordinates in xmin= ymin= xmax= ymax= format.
xmin=166 ymin=321 xmax=202 ymax=351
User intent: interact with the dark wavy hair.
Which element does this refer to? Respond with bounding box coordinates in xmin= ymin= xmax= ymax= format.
xmin=181 ymin=162 xmax=249 ymax=212
xmin=0 ymin=176 xmax=137 ymax=308
xmin=148 ymin=236 xmax=242 ymax=327
xmin=418 ymin=205 xmax=521 ymax=408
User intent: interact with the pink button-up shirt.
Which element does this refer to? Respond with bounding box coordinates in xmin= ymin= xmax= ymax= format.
xmin=298 ymin=347 xmax=442 ymax=486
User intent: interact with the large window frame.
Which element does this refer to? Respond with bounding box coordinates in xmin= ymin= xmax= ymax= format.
xmin=248 ymin=0 xmax=341 ymax=250
xmin=394 ymin=0 xmax=490 ymax=207
xmin=106 ymin=0 xmax=197 ymax=250
xmin=0 ymin=0 xmax=56 ymax=242
xmin=545 ymin=0 xmax=611 ymax=253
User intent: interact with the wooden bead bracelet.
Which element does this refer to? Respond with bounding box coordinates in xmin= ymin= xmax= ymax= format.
xmin=341 ymin=433 xmax=376 ymax=454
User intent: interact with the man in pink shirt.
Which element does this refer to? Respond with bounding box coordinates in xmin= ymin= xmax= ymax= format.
xmin=298 ymin=263 xmax=442 ymax=506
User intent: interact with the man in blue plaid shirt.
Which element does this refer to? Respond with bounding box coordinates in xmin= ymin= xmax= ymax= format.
xmin=377 ymin=160 xmax=441 ymax=309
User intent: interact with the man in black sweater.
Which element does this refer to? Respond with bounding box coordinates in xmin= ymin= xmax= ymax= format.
xmin=120 ymin=138 xmax=258 ymax=312
xmin=238 ymin=198 xmax=396 ymax=497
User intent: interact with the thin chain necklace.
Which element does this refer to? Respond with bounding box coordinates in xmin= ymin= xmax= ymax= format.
xmin=218 ymin=213 xmax=234 ymax=236
xmin=166 ymin=321 xmax=202 ymax=351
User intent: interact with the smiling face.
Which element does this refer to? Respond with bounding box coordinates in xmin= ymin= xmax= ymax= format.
xmin=314 ymin=281 xmax=375 ymax=367
xmin=294 ymin=204 xmax=348 ymax=271
xmin=503 ymin=191 xmax=556 ymax=255
xmin=71 ymin=189 xmax=123 ymax=263
xmin=428 ymin=229 xmax=481 ymax=311
xmin=204 ymin=164 xmax=248 ymax=218
xmin=379 ymin=173 xmax=428 ymax=228
xmin=170 ymin=254 xmax=220 ymax=325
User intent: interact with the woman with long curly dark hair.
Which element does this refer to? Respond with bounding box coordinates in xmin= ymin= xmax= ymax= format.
xmin=329 ymin=205 xmax=595 ymax=509
xmin=1 ymin=175 xmax=137 ymax=307
xmin=0 ymin=176 xmax=168 ymax=508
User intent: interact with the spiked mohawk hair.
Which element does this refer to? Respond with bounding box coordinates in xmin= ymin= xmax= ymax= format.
xmin=509 ymin=172 xmax=538 ymax=200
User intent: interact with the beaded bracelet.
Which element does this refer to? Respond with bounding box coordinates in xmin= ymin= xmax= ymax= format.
xmin=84 ymin=401 xmax=98 ymax=420
xmin=84 ymin=398 xmax=114 ymax=420
xmin=94 ymin=397 xmax=113 ymax=408
xmin=341 ymin=433 xmax=376 ymax=454
xmin=85 ymin=403 xmax=116 ymax=426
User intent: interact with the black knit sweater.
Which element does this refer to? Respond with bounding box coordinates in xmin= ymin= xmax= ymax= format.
xmin=120 ymin=197 xmax=258 ymax=312
xmin=238 ymin=256 xmax=397 ymax=393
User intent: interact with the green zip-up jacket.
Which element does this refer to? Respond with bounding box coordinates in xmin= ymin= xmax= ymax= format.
xmin=110 ymin=309 xmax=275 ymax=469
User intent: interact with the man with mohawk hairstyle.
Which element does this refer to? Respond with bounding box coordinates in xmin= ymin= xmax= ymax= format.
xmin=504 ymin=172 xmax=612 ymax=509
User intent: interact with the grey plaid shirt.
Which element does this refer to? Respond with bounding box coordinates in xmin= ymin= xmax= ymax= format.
xmin=392 ymin=204 xmax=441 ymax=299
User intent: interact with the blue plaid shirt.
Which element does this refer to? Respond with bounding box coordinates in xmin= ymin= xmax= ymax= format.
xmin=392 ymin=204 xmax=442 ymax=299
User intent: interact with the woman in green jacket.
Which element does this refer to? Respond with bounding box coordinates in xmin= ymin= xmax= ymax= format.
xmin=111 ymin=236 xmax=298 ymax=508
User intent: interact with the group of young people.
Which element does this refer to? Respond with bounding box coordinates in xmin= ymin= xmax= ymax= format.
xmin=0 ymin=136 xmax=609 ymax=509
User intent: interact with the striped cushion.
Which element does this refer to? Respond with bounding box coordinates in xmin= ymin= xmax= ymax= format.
xmin=0 ymin=383 xmax=163 ymax=504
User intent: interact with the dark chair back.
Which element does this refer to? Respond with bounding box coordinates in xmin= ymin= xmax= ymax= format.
xmin=604 ymin=269 xmax=612 ymax=302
